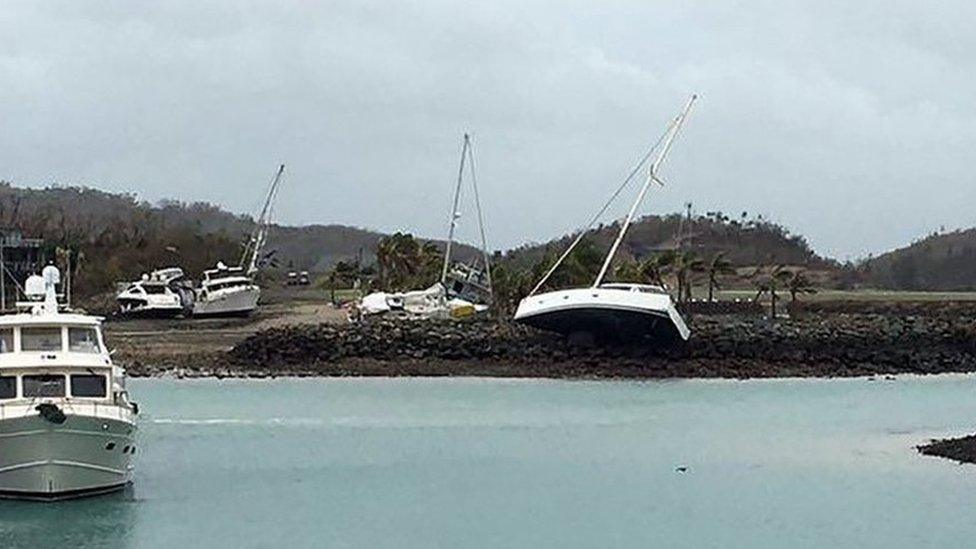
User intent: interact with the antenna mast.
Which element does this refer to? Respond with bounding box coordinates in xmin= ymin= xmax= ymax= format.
xmin=592 ymin=94 xmax=697 ymax=287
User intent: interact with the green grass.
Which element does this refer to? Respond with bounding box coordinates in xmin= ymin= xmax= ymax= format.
xmin=713 ymin=289 xmax=976 ymax=302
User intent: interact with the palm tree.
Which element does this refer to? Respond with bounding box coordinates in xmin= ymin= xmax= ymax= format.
xmin=326 ymin=260 xmax=360 ymax=303
xmin=751 ymin=264 xmax=789 ymax=318
xmin=613 ymin=259 xmax=642 ymax=283
xmin=704 ymin=252 xmax=736 ymax=302
xmin=663 ymin=250 xmax=704 ymax=303
xmin=639 ymin=253 xmax=671 ymax=288
xmin=783 ymin=268 xmax=817 ymax=304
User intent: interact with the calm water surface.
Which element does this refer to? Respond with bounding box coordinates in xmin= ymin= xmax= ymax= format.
xmin=2 ymin=376 xmax=976 ymax=548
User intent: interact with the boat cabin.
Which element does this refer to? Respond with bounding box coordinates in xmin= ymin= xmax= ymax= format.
xmin=0 ymin=316 xmax=115 ymax=403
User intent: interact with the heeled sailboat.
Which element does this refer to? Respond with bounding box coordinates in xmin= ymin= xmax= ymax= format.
xmin=514 ymin=95 xmax=697 ymax=344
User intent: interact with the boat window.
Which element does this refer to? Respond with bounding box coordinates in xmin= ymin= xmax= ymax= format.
xmin=22 ymin=374 xmax=65 ymax=397
xmin=21 ymin=327 xmax=62 ymax=352
xmin=143 ymin=285 xmax=167 ymax=295
xmin=68 ymin=327 xmax=101 ymax=353
xmin=70 ymin=374 xmax=106 ymax=397
xmin=0 ymin=328 xmax=12 ymax=353
xmin=0 ymin=376 xmax=15 ymax=399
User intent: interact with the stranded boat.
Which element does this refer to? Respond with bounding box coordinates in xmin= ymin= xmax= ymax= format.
xmin=0 ymin=266 xmax=138 ymax=500
xmin=357 ymin=134 xmax=493 ymax=320
xmin=115 ymin=267 xmax=192 ymax=317
xmin=192 ymin=164 xmax=284 ymax=317
xmin=514 ymin=95 xmax=697 ymax=344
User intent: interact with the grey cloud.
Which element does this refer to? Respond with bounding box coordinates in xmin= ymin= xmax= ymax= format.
xmin=2 ymin=0 xmax=974 ymax=260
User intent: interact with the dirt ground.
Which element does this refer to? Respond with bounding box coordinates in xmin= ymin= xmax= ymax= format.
xmin=104 ymin=285 xmax=347 ymax=365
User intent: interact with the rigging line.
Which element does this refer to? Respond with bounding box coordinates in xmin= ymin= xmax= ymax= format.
xmin=526 ymin=119 xmax=676 ymax=297
xmin=465 ymin=135 xmax=493 ymax=298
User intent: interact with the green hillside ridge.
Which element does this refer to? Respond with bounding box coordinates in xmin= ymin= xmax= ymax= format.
xmin=863 ymin=228 xmax=976 ymax=291
xmin=13 ymin=180 xmax=974 ymax=296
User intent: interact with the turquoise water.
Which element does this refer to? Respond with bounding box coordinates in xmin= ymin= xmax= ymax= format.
xmin=2 ymin=376 xmax=976 ymax=548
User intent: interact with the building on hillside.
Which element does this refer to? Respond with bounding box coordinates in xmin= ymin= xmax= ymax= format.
xmin=0 ymin=229 xmax=44 ymax=310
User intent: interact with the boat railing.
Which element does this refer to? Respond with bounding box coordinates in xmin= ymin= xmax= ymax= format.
xmin=0 ymin=399 xmax=135 ymax=422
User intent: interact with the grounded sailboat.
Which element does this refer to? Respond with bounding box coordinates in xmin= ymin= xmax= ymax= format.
xmin=357 ymin=134 xmax=493 ymax=319
xmin=514 ymin=95 xmax=697 ymax=344
xmin=0 ymin=266 xmax=138 ymax=499
xmin=193 ymin=164 xmax=284 ymax=317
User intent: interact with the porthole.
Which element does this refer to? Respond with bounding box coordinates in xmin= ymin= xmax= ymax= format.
xmin=105 ymin=442 xmax=116 ymax=450
xmin=122 ymin=445 xmax=130 ymax=454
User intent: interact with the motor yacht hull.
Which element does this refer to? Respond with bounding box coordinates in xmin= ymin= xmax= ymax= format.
xmin=0 ymin=408 xmax=136 ymax=500
xmin=192 ymin=287 xmax=260 ymax=317
xmin=116 ymin=299 xmax=184 ymax=318
xmin=514 ymin=287 xmax=690 ymax=343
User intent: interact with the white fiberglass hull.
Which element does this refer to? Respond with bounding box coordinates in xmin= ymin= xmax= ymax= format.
xmin=514 ymin=287 xmax=690 ymax=343
xmin=193 ymin=287 xmax=260 ymax=317
xmin=116 ymin=300 xmax=184 ymax=318
xmin=0 ymin=405 xmax=136 ymax=500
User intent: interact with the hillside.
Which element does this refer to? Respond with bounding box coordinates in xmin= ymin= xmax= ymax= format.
xmin=504 ymin=212 xmax=832 ymax=270
xmin=863 ymin=228 xmax=976 ymax=290
xmin=0 ymin=182 xmax=477 ymax=295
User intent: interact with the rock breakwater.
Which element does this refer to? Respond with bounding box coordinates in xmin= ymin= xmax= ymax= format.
xmin=131 ymin=312 xmax=976 ymax=379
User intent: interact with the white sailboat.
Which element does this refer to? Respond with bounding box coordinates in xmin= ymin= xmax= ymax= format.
xmin=0 ymin=266 xmax=138 ymax=499
xmin=193 ymin=164 xmax=284 ymax=317
xmin=357 ymin=134 xmax=493 ymax=319
xmin=514 ymin=95 xmax=697 ymax=344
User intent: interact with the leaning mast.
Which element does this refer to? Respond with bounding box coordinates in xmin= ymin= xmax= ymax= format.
xmin=592 ymin=95 xmax=697 ymax=287
xmin=244 ymin=164 xmax=286 ymax=276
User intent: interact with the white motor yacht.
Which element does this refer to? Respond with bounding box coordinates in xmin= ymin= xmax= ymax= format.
xmin=514 ymin=95 xmax=697 ymax=344
xmin=192 ymin=164 xmax=284 ymax=317
xmin=192 ymin=263 xmax=261 ymax=317
xmin=116 ymin=267 xmax=191 ymax=317
xmin=0 ymin=266 xmax=138 ymax=500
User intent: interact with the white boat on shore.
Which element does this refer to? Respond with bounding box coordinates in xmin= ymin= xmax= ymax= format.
xmin=0 ymin=266 xmax=138 ymax=500
xmin=192 ymin=164 xmax=284 ymax=317
xmin=191 ymin=263 xmax=261 ymax=317
xmin=514 ymin=95 xmax=697 ymax=344
xmin=357 ymin=135 xmax=493 ymax=320
xmin=115 ymin=267 xmax=192 ymax=317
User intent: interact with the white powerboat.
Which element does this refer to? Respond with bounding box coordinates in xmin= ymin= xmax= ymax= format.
xmin=192 ymin=164 xmax=284 ymax=317
xmin=0 ymin=266 xmax=138 ymax=500
xmin=116 ymin=267 xmax=192 ymax=317
xmin=514 ymin=95 xmax=697 ymax=344
xmin=191 ymin=263 xmax=261 ymax=317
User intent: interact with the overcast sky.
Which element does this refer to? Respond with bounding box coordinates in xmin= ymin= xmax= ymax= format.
xmin=1 ymin=1 xmax=973 ymax=260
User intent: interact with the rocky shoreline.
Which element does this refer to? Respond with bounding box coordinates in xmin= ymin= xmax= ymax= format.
xmin=918 ymin=435 xmax=976 ymax=464
xmin=123 ymin=310 xmax=976 ymax=379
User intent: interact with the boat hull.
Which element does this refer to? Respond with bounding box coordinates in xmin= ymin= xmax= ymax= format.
xmin=0 ymin=410 xmax=136 ymax=500
xmin=117 ymin=300 xmax=185 ymax=318
xmin=514 ymin=287 xmax=690 ymax=343
xmin=192 ymin=287 xmax=260 ymax=317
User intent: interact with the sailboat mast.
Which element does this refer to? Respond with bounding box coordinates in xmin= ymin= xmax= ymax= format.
xmin=246 ymin=164 xmax=285 ymax=276
xmin=592 ymin=94 xmax=697 ymax=287
xmin=441 ymin=134 xmax=469 ymax=284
